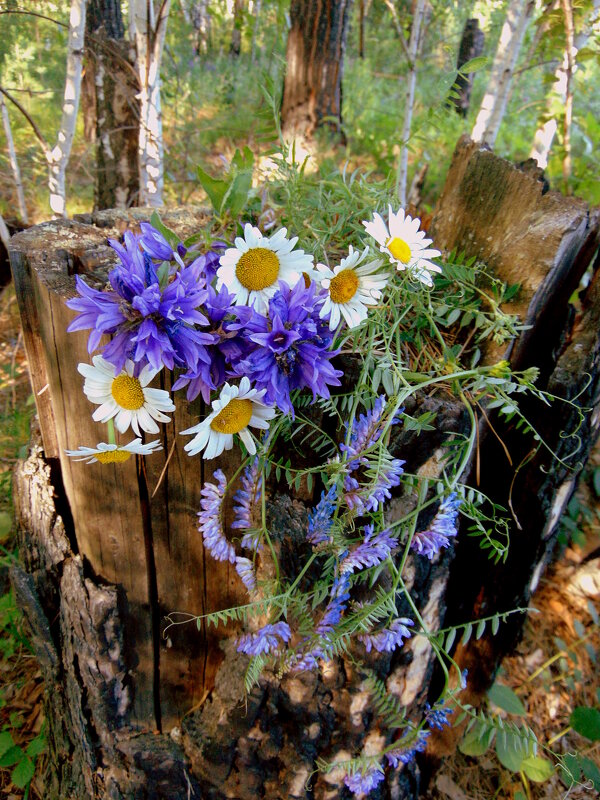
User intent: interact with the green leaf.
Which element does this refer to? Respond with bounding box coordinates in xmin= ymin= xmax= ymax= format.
xmin=11 ymin=756 xmax=34 ymax=789
xmin=25 ymin=734 xmax=46 ymax=758
xmin=149 ymin=211 xmax=180 ymax=248
xmin=223 ymin=169 xmax=253 ymax=217
xmin=560 ymin=753 xmax=581 ymax=785
xmin=197 ymin=167 xmax=229 ymax=214
xmin=569 ymin=706 xmax=600 ymax=741
xmin=580 ymin=756 xmax=600 ymax=790
xmin=495 ymin=733 xmax=525 ymax=772
xmin=0 ymin=511 xmax=12 ymax=542
xmin=0 ymin=731 xmax=14 ymax=759
xmin=0 ymin=745 xmax=24 ymax=767
xmin=459 ymin=722 xmax=493 ymax=756
xmin=514 ymin=793 xmax=527 ymax=800
xmin=521 ymin=756 xmax=554 ymax=782
xmin=488 ymin=682 xmax=526 ymax=716
xmin=231 ymin=146 xmax=254 ymax=172
xmin=459 ymin=55 xmax=489 ymax=73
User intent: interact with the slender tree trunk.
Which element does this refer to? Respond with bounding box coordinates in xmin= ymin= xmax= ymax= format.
xmin=561 ymin=0 xmax=574 ymax=189
xmin=280 ymin=0 xmax=354 ymax=142
xmin=48 ymin=0 xmax=88 ymax=218
xmin=448 ymin=18 xmax=484 ymax=116
xmin=0 ymin=93 xmax=28 ymax=224
xmin=471 ymin=0 xmax=535 ymax=147
xmin=396 ymin=0 xmax=426 ymax=207
xmin=358 ymin=0 xmax=366 ymax=58
xmin=530 ymin=0 xmax=600 ymax=171
xmin=0 ymin=213 xmax=10 ymax=249
xmin=250 ymin=0 xmax=262 ymax=63
xmin=84 ymin=0 xmax=140 ymax=209
xmin=230 ymin=0 xmax=244 ymax=56
xmin=132 ymin=0 xmax=171 ymax=207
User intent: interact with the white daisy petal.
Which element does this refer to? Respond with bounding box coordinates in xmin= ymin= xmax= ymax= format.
xmin=65 ymin=438 xmax=162 ymax=465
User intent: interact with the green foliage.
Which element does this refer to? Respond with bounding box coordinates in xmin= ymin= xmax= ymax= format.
xmin=197 ymin=147 xmax=255 ymax=218
xmin=569 ymin=706 xmax=600 ymax=741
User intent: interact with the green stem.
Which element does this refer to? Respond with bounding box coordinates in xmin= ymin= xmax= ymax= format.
xmin=107 ymin=418 xmax=116 ymax=445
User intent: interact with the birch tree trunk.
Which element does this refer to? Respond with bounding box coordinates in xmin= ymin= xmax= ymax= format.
xmin=471 ymin=0 xmax=535 ymax=148
xmin=396 ymin=0 xmax=427 ymax=207
xmin=47 ymin=0 xmax=88 ymax=218
xmin=0 ymin=92 xmax=28 ymax=224
xmin=132 ymin=0 xmax=171 ymax=207
xmin=530 ymin=0 xmax=600 ymax=170
xmin=230 ymin=0 xmax=245 ymax=56
xmin=250 ymin=0 xmax=262 ymax=63
xmin=280 ymin=0 xmax=354 ymax=142
xmin=84 ymin=0 xmax=140 ymax=209
xmin=448 ymin=18 xmax=485 ymax=117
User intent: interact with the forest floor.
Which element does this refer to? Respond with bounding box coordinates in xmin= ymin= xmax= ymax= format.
xmin=0 ymin=277 xmax=597 ymax=799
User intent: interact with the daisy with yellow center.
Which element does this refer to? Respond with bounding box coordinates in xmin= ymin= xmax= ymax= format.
xmin=316 ymin=246 xmax=389 ymax=330
xmin=216 ymin=223 xmax=315 ymax=314
xmin=181 ymin=377 xmax=276 ymax=459
xmin=65 ymin=439 xmax=162 ymax=465
xmin=78 ymin=356 xmax=176 ymax=436
xmin=362 ymin=205 xmax=442 ymax=287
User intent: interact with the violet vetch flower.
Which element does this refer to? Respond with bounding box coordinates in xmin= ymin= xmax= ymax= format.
xmin=316 ymin=574 xmax=351 ymax=636
xmin=344 ymin=766 xmax=385 ymax=795
xmin=306 ymin=485 xmax=337 ymax=545
xmin=236 ymin=622 xmax=292 ymax=656
xmin=362 ymin=457 xmax=405 ymax=513
xmin=235 ymin=557 xmax=257 ymax=593
xmin=231 ymin=456 xmax=263 ymax=544
xmin=234 ymin=279 xmax=343 ymax=416
xmin=197 ymin=469 xmax=236 ymax=564
xmin=66 ymin=224 xmax=219 ymax=374
xmin=425 ymin=702 xmax=453 ymax=731
xmin=341 ymin=396 xmax=402 ymax=469
xmin=172 ymin=285 xmax=254 ymax=403
xmin=359 ymin=617 xmax=414 ymax=653
xmin=340 ymin=525 xmax=396 ymax=574
xmin=411 ymin=493 xmax=461 ymax=560
xmin=385 ymin=729 xmax=430 ymax=768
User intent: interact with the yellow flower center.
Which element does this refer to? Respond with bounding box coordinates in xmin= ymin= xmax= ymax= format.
xmin=111 ymin=375 xmax=145 ymax=410
xmin=210 ymin=398 xmax=253 ymax=434
xmin=95 ymin=450 xmax=132 ymax=464
xmin=329 ymin=269 xmax=359 ymax=304
xmin=386 ymin=237 xmax=412 ymax=264
xmin=236 ymin=248 xmax=280 ymax=291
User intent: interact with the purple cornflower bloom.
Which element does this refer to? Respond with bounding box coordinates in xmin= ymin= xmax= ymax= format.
xmin=385 ymin=729 xmax=430 ymax=768
xmin=172 ymin=285 xmax=254 ymax=402
xmin=231 ymin=456 xmax=263 ymax=543
xmin=236 ymin=622 xmax=292 ymax=656
xmin=344 ymin=766 xmax=385 ymax=795
xmin=197 ymin=470 xmax=235 ymax=564
xmin=411 ymin=493 xmax=461 ymax=560
xmin=307 ymin=485 xmax=337 ymax=545
xmin=359 ymin=617 xmax=414 ymax=653
xmin=341 ymin=396 xmax=402 ymax=469
xmin=425 ymin=702 xmax=453 ymax=731
xmin=235 ymin=557 xmax=257 ymax=592
xmin=340 ymin=525 xmax=396 ymax=574
xmin=66 ymin=224 xmax=218 ymax=374
xmin=233 ymin=280 xmax=343 ymax=416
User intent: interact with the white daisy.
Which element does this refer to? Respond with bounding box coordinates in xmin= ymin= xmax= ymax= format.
xmin=362 ymin=205 xmax=442 ymax=287
xmin=216 ymin=223 xmax=315 ymax=313
xmin=65 ymin=439 xmax=163 ymax=465
xmin=181 ymin=377 xmax=276 ymax=459
xmin=78 ymin=356 xmax=176 ymax=436
xmin=316 ymin=246 xmax=389 ymax=330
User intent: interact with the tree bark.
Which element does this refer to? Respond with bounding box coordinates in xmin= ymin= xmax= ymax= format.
xmin=0 ymin=92 xmax=28 ymax=224
xmin=9 ymin=142 xmax=600 ymax=798
xmin=471 ymin=0 xmax=535 ymax=147
xmin=230 ymin=0 xmax=245 ymax=56
xmin=83 ymin=0 xmax=140 ymax=209
xmin=280 ymin=0 xmax=353 ymax=141
xmin=448 ymin=18 xmax=484 ymax=116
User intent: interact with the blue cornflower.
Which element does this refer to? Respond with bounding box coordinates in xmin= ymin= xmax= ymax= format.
xmin=411 ymin=493 xmax=461 ymax=560
xmin=307 ymin=485 xmax=337 ymax=545
xmin=340 ymin=525 xmax=396 ymax=574
xmin=172 ymin=285 xmax=254 ymax=403
xmin=236 ymin=622 xmax=292 ymax=656
xmin=235 ymin=557 xmax=257 ymax=593
xmin=425 ymin=701 xmax=453 ymax=731
xmin=233 ymin=279 xmax=343 ymax=416
xmin=385 ymin=729 xmax=430 ymax=768
xmin=344 ymin=766 xmax=385 ymax=795
xmin=231 ymin=457 xmax=263 ymax=545
xmin=197 ymin=470 xmax=235 ymax=564
xmin=66 ymin=224 xmax=218 ymax=374
xmin=359 ymin=617 xmax=414 ymax=653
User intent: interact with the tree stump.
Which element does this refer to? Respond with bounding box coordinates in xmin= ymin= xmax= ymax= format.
xmin=9 ymin=142 xmax=600 ymax=799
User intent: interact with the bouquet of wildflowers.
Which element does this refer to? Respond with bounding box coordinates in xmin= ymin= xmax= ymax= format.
xmin=64 ymin=201 xmax=540 ymax=794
